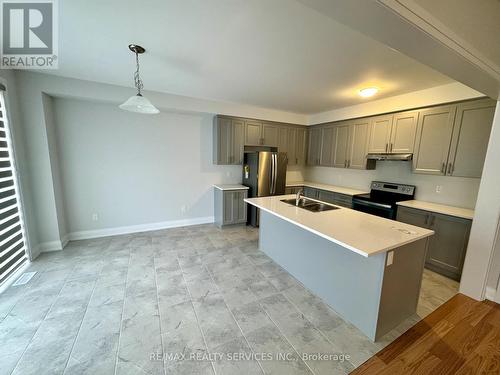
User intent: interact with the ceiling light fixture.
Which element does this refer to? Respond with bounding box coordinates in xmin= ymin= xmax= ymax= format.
xmin=358 ymin=87 xmax=379 ymax=98
xmin=119 ymin=44 xmax=160 ymax=114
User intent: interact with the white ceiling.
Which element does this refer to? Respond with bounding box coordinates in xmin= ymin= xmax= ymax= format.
xmin=49 ymin=0 xmax=453 ymax=114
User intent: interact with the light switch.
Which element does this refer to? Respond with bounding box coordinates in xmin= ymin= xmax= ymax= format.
xmin=386 ymin=251 xmax=394 ymax=266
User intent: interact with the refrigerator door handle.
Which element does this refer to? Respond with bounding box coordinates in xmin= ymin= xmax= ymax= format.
xmin=271 ymin=154 xmax=276 ymax=195
xmin=273 ymin=154 xmax=278 ymax=195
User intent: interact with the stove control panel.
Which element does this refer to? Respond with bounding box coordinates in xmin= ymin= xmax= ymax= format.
xmin=370 ymin=181 xmax=415 ymax=196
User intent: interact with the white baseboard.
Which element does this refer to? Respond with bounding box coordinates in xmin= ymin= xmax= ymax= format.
xmin=67 ymin=216 xmax=215 ymax=241
xmin=61 ymin=234 xmax=69 ymax=248
xmin=485 ymin=286 xmax=497 ymax=302
xmin=34 ymin=216 xmax=215 ymax=253
xmin=37 ymin=240 xmax=65 ymax=253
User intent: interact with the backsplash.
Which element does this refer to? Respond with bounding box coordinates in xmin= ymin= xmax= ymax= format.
xmin=304 ymin=161 xmax=480 ymax=209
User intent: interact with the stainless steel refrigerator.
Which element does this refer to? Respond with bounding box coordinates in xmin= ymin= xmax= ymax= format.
xmin=242 ymin=151 xmax=288 ymax=227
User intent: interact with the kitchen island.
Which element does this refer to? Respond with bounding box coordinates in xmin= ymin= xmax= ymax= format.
xmin=245 ymin=195 xmax=434 ymax=341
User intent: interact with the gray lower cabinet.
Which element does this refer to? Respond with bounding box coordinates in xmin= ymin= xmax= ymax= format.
xmin=303 ymin=187 xmax=353 ymax=208
xmin=304 ymin=186 xmax=320 ymax=199
xmin=285 ymin=186 xmax=303 ymax=194
xmin=214 ymin=189 xmax=248 ymax=227
xmin=396 ymin=206 xmax=471 ymax=281
xmin=318 ymin=190 xmax=353 ymax=208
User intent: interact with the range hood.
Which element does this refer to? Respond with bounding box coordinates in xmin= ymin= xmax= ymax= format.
xmin=366 ymin=153 xmax=413 ymax=161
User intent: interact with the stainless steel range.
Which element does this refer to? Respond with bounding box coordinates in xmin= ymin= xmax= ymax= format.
xmin=352 ymin=181 xmax=415 ymax=219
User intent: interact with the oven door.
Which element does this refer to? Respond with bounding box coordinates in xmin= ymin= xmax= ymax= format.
xmin=352 ymin=199 xmax=395 ymax=219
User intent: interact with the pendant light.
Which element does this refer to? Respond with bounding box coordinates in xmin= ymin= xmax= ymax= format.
xmin=119 ymin=44 xmax=160 ymax=114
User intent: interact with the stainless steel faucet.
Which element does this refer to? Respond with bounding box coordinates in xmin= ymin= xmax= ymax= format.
xmin=295 ymin=189 xmax=304 ymax=206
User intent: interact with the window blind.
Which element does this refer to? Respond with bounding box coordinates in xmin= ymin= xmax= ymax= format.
xmin=0 ymin=90 xmax=27 ymax=286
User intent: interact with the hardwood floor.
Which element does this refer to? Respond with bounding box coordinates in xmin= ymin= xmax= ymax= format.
xmin=352 ymin=293 xmax=500 ymax=374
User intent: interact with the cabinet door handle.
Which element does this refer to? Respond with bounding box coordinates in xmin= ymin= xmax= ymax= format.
xmin=390 ymin=143 xmax=393 ymax=152
xmin=441 ymin=162 xmax=446 ymax=174
xmin=430 ymin=215 xmax=436 ymax=227
xmin=447 ymin=162 xmax=453 ymax=175
xmin=347 ymin=160 xmax=350 ymax=168
xmin=385 ymin=143 xmax=388 ymax=153
xmin=425 ymin=214 xmax=430 ymax=226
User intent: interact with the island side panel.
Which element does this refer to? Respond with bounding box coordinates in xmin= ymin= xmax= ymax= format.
xmin=375 ymin=238 xmax=428 ymax=340
xmin=259 ymin=210 xmax=386 ymax=341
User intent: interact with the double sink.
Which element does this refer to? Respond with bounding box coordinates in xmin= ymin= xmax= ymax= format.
xmin=281 ymin=198 xmax=340 ymax=212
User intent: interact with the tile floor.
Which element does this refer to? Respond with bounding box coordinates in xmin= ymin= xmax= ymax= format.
xmin=0 ymin=224 xmax=459 ymax=375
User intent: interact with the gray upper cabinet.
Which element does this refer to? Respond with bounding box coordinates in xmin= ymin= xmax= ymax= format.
xmin=368 ymin=115 xmax=393 ymax=153
xmin=390 ymin=111 xmax=419 ymax=153
xmin=262 ymin=123 xmax=279 ymax=146
xmin=286 ymin=127 xmax=297 ymax=165
xmin=447 ymin=99 xmax=496 ymax=178
xmin=295 ymin=128 xmax=308 ymax=165
xmin=368 ymin=112 xmax=418 ymax=154
xmin=245 ymin=120 xmax=263 ymax=145
xmin=413 ymin=105 xmax=456 ymax=175
xmin=307 ymin=128 xmax=321 ymax=166
xmin=213 ymin=98 xmax=493 ymax=174
xmin=333 ymin=122 xmax=350 ymax=168
xmin=319 ymin=125 xmax=335 ymax=166
xmin=277 ymin=126 xmax=288 ymax=154
xmin=348 ymin=119 xmax=374 ymax=169
xmin=213 ymin=116 xmax=244 ymax=165
xmin=396 ymin=206 xmax=471 ymax=281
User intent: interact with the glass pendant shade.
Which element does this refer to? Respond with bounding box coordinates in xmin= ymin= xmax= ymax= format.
xmin=119 ymin=94 xmax=160 ymax=114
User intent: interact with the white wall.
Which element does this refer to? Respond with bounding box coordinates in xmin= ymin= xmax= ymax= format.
xmin=305 ymin=163 xmax=480 ymax=208
xmin=52 ymin=97 xmax=242 ymax=237
xmin=461 ymin=102 xmax=500 ymax=300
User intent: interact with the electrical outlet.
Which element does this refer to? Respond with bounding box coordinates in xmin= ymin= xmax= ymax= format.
xmin=226 ymin=171 xmax=232 ymax=178
xmin=386 ymin=251 xmax=394 ymax=266
xmin=92 ymin=213 xmax=99 ymax=221
xmin=181 ymin=205 xmax=187 ymax=214
xmin=435 ymin=185 xmax=442 ymax=193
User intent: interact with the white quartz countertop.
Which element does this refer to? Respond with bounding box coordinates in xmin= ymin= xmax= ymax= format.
xmin=213 ymin=184 xmax=249 ymax=191
xmin=286 ymin=181 xmax=368 ymax=196
xmin=397 ymin=200 xmax=474 ymax=220
xmin=245 ymin=195 xmax=434 ymax=257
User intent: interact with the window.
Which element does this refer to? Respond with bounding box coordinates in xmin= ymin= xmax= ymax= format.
xmin=0 ymin=87 xmax=28 ymax=286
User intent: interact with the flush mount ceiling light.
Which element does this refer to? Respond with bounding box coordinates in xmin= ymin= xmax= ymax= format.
xmin=358 ymin=87 xmax=379 ymax=98
xmin=119 ymin=44 xmax=160 ymax=114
